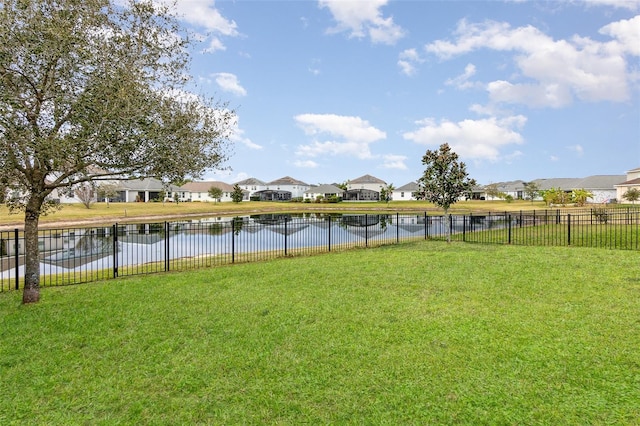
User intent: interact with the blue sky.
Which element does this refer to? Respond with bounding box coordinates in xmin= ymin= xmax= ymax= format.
xmin=170 ymin=0 xmax=639 ymax=186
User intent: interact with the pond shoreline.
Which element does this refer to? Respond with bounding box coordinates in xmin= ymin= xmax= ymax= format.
xmin=0 ymin=205 xmax=440 ymax=231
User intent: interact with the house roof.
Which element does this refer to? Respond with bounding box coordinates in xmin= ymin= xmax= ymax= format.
xmin=484 ymin=180 xmax=526 ymax=192
xmin=532 ymin=175 xmax=625 ymax=191
xmin=531 ymin=178 xmax=579 ymax=191
xmin=615 ymin=177 xmax=640 ymax=186
xmin=396 ymin=181 xmax=420 ymax=191
xmin=268 ymin=176 xmax=309 ymax=186
xmin=348 ymin=174 xmax=386 ymax=185
xmin=235 ymin=177 xmax=266 ymax=186
xmin=181 ymin=181 xmax=234 ymax=192
xmin=114 ymin=178 xmax=180 ymax=191
xmin=573 ymin=175 xmax=626 ymax=189
xmin=304 ymin=184 xmax=342 ymax=194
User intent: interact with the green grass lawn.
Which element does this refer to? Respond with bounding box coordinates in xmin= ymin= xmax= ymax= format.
xmin=1 ymin=242 xmax=639 ymax=424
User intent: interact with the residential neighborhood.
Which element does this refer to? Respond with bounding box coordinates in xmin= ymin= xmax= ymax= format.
xmin=32 ymin=167 xmax=640 ymax=206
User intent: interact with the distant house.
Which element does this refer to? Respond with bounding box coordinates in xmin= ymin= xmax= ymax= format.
xmin=252 ymin=189 xmax=292 ymax=201
xmin=482 ymin=180 xmax=527 ymax=200
xmin=344 ymin=174 xmax=386 ymax=201
xmin=234 ymin=177 xmax=267 ymax=200
xmin=266 ymin=176 xmax=310 ymax=199
xmin=533 ymin=175 xmax=624 ymax=203
xmin=181 ymin=181 xmax=235 ymax=202
xmin=108 ymin=178 xmax=181 ymax=203
xmin=615 ymin=167 xmax=640 ymax=203
xmin=393 ymin=182 xmax=420 ymax=201
xmin=304 ymin=184 xmax=343 ymax=201
xmin=479 ymin=174 xmax=624 ymax=203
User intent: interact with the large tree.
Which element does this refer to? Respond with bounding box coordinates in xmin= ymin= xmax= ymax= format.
xmin=1 ymin=0 xmax=235 ymax=303
xmin=418 ymin=143 xmax=477 ymax=242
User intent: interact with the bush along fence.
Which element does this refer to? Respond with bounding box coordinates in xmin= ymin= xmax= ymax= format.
xmin=1 ymin=208 xmax=639 ymax=291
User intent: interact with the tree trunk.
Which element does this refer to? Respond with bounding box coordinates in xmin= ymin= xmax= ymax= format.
xmin=22 ymin=198 xmax=43 ymax=304
xmin=445 ymin=210 xmax=451 ymax=243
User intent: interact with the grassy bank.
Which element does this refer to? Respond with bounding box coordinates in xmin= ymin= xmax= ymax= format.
xmin=1 ymin=242 xmax=638 ymax=424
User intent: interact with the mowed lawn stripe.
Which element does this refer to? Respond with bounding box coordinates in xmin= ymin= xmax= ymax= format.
xmin=1 ymin=242 xmax=638 ymax=424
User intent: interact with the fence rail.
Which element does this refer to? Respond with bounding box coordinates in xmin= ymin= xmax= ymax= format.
xmin=2 ymin=208 xmax=639 ymax=292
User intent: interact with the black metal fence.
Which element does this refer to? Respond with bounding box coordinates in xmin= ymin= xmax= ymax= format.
xmin=2 ymin=208 xmax=639 ymax=292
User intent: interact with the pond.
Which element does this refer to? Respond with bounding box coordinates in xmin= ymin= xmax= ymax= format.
xmin=1 ymin=212 xmax=510 ymax=285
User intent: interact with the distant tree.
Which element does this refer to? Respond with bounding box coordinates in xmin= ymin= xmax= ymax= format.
xmin=208 ymin=186 xmax=223 ymax=203
xmin=484 ymin=183 xmax=501 ymax=200
xmin=542 ymin=187 xmax=570 ymax=206
xmin=571 ymin=188 xmax=593 ymax=207
xmin=381 ymin=183 xmax=395 ymax=203
xmin=231 ymin=184 xmax=244 ymax=203
xmin=96 ymin=183 xmax=119 ymax=208
xmin=1 ymin=0 xmax=235 ymax=304
xmin=523 ymin=182 xmax=540 ymax=203
xmin=75 ymin=183 xmax=96 ymax=209
xmin=418 ymin=143 xmax=477 ymax=242
xmin=622 ymin=188 xmax=640 ymax=203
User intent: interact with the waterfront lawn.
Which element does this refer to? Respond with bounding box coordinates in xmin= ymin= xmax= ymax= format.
xmin=1 ymin=242 xmax=638 ymax=424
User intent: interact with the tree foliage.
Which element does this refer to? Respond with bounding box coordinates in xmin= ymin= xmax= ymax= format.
xmin=541 ymin=188 xmax=570 ymax=206
xmin=231 ymin=184 xmax=244 ymax=203
xmin=523 ymin=181 xmax=540 ymax=202
xmin=1 ymin=0 xmax=235 ymax=303
xmin=571 ymin=188 xmax=593 ymax=207
xmin=622 ymin=188 xmax=640 ymax=203
xmin=74 ymin=183 xmax=96 ymax=209
xmin=380 ymin=183 xmax=394 ymax=203
xmin=418 ymin=143 xmax=476 ymax=241
xmin=208 ymin=186 xmax=223 ymax=203
xmin=484 ymin=183 xmax=501 ymax=200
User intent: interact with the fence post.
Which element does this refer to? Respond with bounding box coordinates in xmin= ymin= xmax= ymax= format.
xmin=164 ymin=221 xmax=170 ymax=272
xmin=396 ymin=213 xmax=400 ymax=243
xmin=424 ymin=212 xmax=428 ymax=240
xmin=284 ymin=217 xmax=288 ymax=255
xmin=112 ymin=223 xmax=118 ymax=278
xmin=365 ymin=214 xmax=368 ymax=247
xmin=567 ymin=214 xmax=571 ymax=246
xmin=231 ymin=218 xmax=235 ymax=264
xmin=328 ymin=216 xmax=331 ymax=252
xmin=14 ymin=228 xmax=19 ymax=290
xmin=508 ymin=215 xmax=512 ymax=244
xmin=462 ymin=215 xmax=466 ymax=242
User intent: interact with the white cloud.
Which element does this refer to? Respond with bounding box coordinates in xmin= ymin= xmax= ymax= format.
xmin=226 ymin=117 xmax=261 ymax=150
xmin=294 ymin=160 xmax=319 ymax=168
xmin=318 ymin=0 xmax=405 ymax=45
xmin=398 ymin=48 xmax=424 ymax=76
xmin=155 ymin=0 xmax=239 ymax=52
xmin=578 ymin=0 xmax=640 ymax=11
xmin=425 ymin=18 xmax=636 ymax=107
xmin=294 ymin=113 xmax=386 ymax=159
xmin=403 ymin=115 xmax=527 ymax=161
xmin=487 ymin=80 xmax=573 ymax=108
xmin=599 ymin=15 xmax=640 ymax=56
xmin=211 ymin=73 xmax=247 ymax=96
xmin=381 ymin=154 xmax=408 ymax=170
xmin=567 ymin=144 xmax=585 ymax=156
xmin=445 ymin=63 xmax=479 ymax=89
